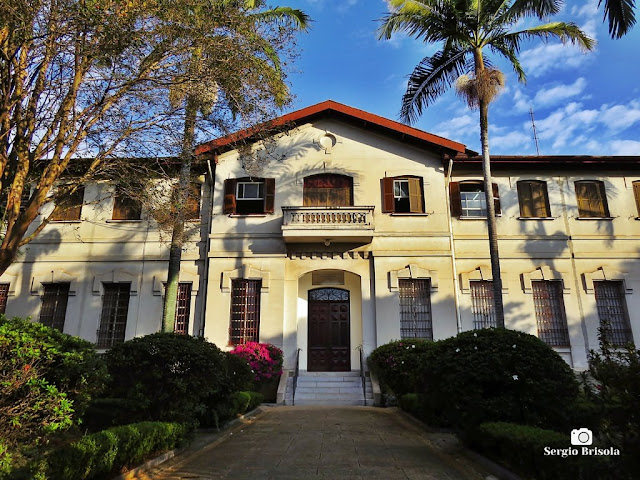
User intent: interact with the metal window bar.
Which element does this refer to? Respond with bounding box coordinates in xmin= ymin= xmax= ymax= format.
xmin=471 ymin=281 xmax=497 ymax=329
xmin=594 ymin=281 xmax=633 ymax=346
xmin=174 ymin=283 xmax=191 ymax=335
xmin=229 ymin=279 xmax=261 ymax=345
xmin=0 ymin=284 xmax=8 ymax=314
xmin=532 ymin=281 xmax=570 ymax=346
xmin=399 ymin=279 xmax=433 ymax=340
xmin=97 ymin=284 xmax=130 ymax=348
xmin=39 ymin=283 xmax=70 ymax=331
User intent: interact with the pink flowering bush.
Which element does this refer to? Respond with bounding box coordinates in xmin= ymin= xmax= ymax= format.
xmin=229 ymin=342 xmax=283 ymax=383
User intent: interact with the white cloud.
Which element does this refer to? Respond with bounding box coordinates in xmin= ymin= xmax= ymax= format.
xmin=521 ymin=43 xmax=593 ymax=78
xmin=432 ymin=114 xmax=475 ymax=138
xmin=534 ymin=78 xmax=587 ymax=106
xmin=490 ymin=131 xmax=532 ymax=151
xmin=599 ymin=102 xmax=640 ymax=130
xmin=610 ymin=140 xmax=640 ymax=155
xmin=571 ymin=0 xmax=600 ymax=20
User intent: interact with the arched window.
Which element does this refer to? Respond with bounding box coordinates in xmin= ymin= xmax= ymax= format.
xmin=303 ymin=174 xmax=353 ymax=207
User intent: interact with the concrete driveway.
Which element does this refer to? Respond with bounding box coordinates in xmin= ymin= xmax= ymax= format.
xmin=145 ymin=406 xmax=491 ymax=480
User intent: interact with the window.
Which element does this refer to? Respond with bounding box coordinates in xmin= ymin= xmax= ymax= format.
xmin=303 ymin=174 xmax=353 ymax=207
xmin=223 ymin=178 xmax=275 ymax=215
xmin=517 ymin=181 xmax=550 ymax=218
xmin=51 ymin=186 xmax=84 ymax=221
xmin=174 ymin=283 xmax=192 ymax=335
xmin=594 ymin=281 xmax=633 ymax=345
xmin=399 ymin=279 xmax=433 ymax=340
xmin=575 ymin=181 xmax=609 ymax=217
xmin=0 ymin=284 xmax=8 ymax=314
xmin=97 ymin=283 xmax=130 ymax=348
xmin=470 ymin=280 xmax=499 ymax=328
xmin=633 ymin=181 xmax=640 ymax=216
xmin=382 ymin=176 xmax=424 ymax=213
xmin=39 ymin=283 xmax=70 ymax=331
xmin=229 ymin=279 xmax=261 ymax=345
xmin=450 ymin=181 xmax=501 ymax=218
xmin=532 ymin=281 xmax=569 ymax=346
xmin=112 ymin=187 xmax=142 ymax=220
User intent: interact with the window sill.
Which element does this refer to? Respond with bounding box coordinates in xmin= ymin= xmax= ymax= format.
xmin=106 ymin=219 xmax=143 ymax=223
xmin=458 ymin=215 xmax=502 ymax=220
xmin=517 ymin=217 xmax=555 ymax=221
xmin=49 ymin=220 xmax=82 ymax=223
xmin=389 ymin=212 xmax=429 ymax=216
xmin=229 ymin=213 xmax=268 ymax=217
xmin=575 ymin=217 xmax=614 ymax=221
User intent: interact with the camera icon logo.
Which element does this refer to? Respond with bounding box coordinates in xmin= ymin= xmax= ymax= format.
xmin=571 ymin=428 xmax=593 ymax=446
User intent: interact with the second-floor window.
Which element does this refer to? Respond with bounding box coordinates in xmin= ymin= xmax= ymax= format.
xmin=112 ymin=187 xmax=142 ymax=220
xmin=382 ymin=176 xmax=424 ymax=213
xmin=303 ymin=174 xmax=353 ymax=207
xmin=633 ymin=181 xmax=640 ymax=216
xmin=223 ymin=178 xmax=275 ymax=215
xmin=575 ymin=180 xmax=609 ymax=218
xmin=51 ymin=186 xmax=84 ymax=221
xmin=517 ymin=180 xmax=550 ymax=218
xmin=449 ymin=181 xmax=501 ymax=218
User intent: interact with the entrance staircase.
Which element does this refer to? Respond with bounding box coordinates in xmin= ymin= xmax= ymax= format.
xmin=285 ymin=371 xmax=374 ymax=406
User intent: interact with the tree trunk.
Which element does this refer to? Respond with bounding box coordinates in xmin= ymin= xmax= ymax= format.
xmin=161 ymin=96 xmax=197 ymax=332
xmin=479 ymin=97 xmax=505 ymax=327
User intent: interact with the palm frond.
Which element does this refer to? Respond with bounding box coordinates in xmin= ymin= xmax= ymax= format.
xmin=506 ymin=0 xmax=563 ymax=20
xmin=378 ymin=2 xmax=457 ymax=43
xmin=400 ymin=47 xmax=470 ymax=124
xmin=489 ymin=41 xmax=526 ymax=82
xmin=251 ymin=7 xmax=311 ymax=31
xmin=599 ymin=0 xmax=636 ymax=38
xmin=507 ymin=21 xmax=595 ymax=51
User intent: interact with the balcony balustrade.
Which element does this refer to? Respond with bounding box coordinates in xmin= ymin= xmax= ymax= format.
xmin=281 ymin=206 xmax=375 ymax=243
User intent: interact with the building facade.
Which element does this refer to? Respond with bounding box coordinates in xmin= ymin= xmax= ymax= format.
xmin=2 ymin=101 xmax=638 ymax=371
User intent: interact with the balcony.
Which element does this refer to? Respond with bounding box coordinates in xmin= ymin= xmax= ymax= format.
xmin=281 ymin=206 xmax=375 ymax=243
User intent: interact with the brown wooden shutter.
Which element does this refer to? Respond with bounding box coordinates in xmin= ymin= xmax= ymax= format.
xmin=596 ymin=181 xmax=609 ymax=216
xmin=264 ymin=178 xmax=275 ymax=214
xmin=633 ymin=182 xmax=640 ymax=216
xmin=492 ymin=183 xmax=501 ymax=215
xmin=382 ymin=177 xmax=395 ymax=213
xmin=575 ymin=182 xmax=590 ymax=217
xmin=223 ymin=179 xmax=237 ymax=214
xmin=449 ymin=181 xmax=461 ymax=217
xmin=408 ymin=177 xmax=423 ymax=213
xmin=532 ymin=181 xmax=550 ymax=217
xmin=51 ymin=186 xmax=84 ymax=221
xmin=517 ymin=181 xmax=532 ymax=217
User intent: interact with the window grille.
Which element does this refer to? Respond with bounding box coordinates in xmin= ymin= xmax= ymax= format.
xmin=399 ymin=279 xmax=433 ymax=340
xmin=470 ymin=280 xmax=499 ymax=328
xmin=0 ymin=284 xmax=8 ymax=314
xmin=174 ymin=283 xmax=191 ymax=335
xmin=97 ymin=284 xmax=130 ymax=348
xmin=39 ymin=283 xmax=70 ymax=331
xmin=229 ymin=279 xmax=261 ymax=345
xmin=532 ymin=281 xmax=569 ymax=346
xmin=594 ymin=281 xmax=633 ymax=345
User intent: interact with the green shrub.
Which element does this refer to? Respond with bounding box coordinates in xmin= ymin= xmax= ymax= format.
xmin=423 ymin=329 xmax=580 ymax=430
xmin=0 ymin=317 xmax=106 ymax=449
xmin=470 ymin=422 xmax=612 ymax=480
xmin=102 ymin=333 xmax=233 ymax=425
xmin=582 ymin=328 xmax=640 ymax=479
xmin=368 ymin=339 xmax=436 ymax=397
xmin=46 ymin=421 xmax=192 ymax=480
xmin=231 ymin=391 xmax=263 ymax=414
xmin=223 ymin=351 xmax=254 ymax=392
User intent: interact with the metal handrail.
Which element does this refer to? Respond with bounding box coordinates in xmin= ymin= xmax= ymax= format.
xmin=357 ymin=345 xmax=366 ymax=406
xmin=292 ymin=348 xmax=301 ymax=406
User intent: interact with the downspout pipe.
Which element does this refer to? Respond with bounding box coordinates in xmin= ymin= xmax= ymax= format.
xmin=446 ymin=157 xmax=463 ymax=333
xmin=198 ymin=156 xmax=216 ymax=337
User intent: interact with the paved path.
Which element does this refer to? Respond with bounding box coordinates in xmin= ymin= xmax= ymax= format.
xmin=145 ymin=406 xmax=490 ymax=480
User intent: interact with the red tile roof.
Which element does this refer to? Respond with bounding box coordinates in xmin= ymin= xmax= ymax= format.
xmin=195 ymin=100 xmax=468 ymax=157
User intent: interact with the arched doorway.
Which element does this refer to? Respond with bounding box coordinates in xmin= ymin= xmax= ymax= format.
xmin=307 ymin=288 xmax=350 ymax=371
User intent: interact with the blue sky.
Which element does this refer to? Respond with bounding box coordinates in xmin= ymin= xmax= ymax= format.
xmin=286 ymin=0 xmax=640 ymax=155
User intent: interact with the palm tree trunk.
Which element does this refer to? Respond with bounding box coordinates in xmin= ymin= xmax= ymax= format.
xmin=479 ymin=97 xmax=505 ymax=327
xmin=161 ymin=95 xmax=197 ymax=332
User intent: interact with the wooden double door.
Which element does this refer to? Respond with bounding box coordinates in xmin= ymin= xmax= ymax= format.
xmin=307 ymin=288 xmax=350 ymax=372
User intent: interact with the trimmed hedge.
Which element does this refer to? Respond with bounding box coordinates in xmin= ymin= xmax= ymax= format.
xmin=46 ymin=421 xmax=193 ymax=480
xmin=470 ymin=422 xmax=612 ymax=480
xmin=368 ymin=339 xmax=436 ymax=397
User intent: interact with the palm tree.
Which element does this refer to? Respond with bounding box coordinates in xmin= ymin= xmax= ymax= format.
xmin=161 ymin=1 xmax=309 ymax=332
xmin=599 ymin=0 xmax=636 ymax=38
xmin=379 ymin=0 xmax=593 ymax=327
